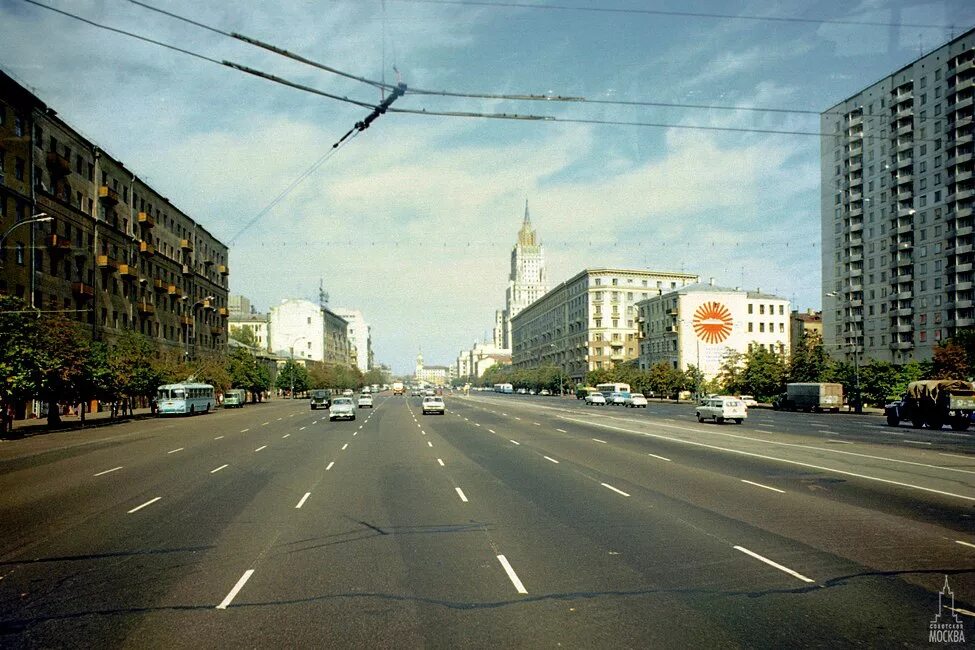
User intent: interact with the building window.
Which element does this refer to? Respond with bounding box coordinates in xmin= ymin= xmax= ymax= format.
xmin=15 ymin=243 xmax=25 ymax=265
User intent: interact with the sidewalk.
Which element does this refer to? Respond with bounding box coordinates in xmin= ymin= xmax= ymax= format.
xmin=5 ymin=406 xmax=157 ymax=438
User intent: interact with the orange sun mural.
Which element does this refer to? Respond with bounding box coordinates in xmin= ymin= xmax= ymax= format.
xmin=692 ymin=301 xmax=734 ymax=344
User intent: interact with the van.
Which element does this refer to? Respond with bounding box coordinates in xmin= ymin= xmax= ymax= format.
xmin=310 ymin=389 xmax=331 ymax=410
xmin=224 ymin=389 xmax=246 ymax=408
xmin=696 ymin=396 xmax=747 ymax=424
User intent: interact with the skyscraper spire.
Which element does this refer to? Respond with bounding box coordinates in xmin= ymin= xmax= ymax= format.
xmin=524 ymin=198 xmax=530 ymax=225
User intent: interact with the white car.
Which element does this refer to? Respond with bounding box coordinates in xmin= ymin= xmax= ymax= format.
xmin=342 ymin=389 xmax=354 ymax=397
xmin=625 ymin=394 xmax=648 ymax=408
xmin=739 ymin=395 xmax=758 ymax=407
xmin=609 ymin=392 xmax=628 ymax=406
xmin=696 ymin=396 xmax=747 ymax=424
xmin=329 ymin=397 xmax=356 ymax=421
xmin=585 ymin=393 xmax=607 ymax=406
xmin=422 ymin=396 xmax=445 ymax=415
xmin=540 ymin=389 xmax=551 ymax=396
xmin=357 ymin=395 xmax=373 ymax=408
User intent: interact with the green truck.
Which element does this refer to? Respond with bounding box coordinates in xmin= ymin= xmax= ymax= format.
xmin=884 ymin=380 xmax=975 ymax=431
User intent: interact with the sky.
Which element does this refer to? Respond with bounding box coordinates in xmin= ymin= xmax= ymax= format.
xmin=3 ymin=0 xmax=975 ymax=373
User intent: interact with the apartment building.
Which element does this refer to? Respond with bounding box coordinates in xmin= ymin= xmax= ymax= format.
xmin=332 ymin=307 xmax=372 ymax=372
xmin=636 ymin=283 xmax=790 ymax=380
xmin=511 ymin=268 xmax=699 ymax=384
xmin=791 ymin=309 xmax=823 ymax=349
xmin=0 ymin=70 xmax=229 ymax=357
xmin=822 ymin=28 xmax=975 ymax=363
xmin=229 ymin=311 xmax=271 ymax=351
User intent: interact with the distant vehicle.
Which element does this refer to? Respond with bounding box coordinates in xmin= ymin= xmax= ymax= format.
xmin=885 ymin=380 xmax=975 ymax=430
xmin=597 ymin=382 xmax=631 ymax=399
xmin=309 ymin=389 xmax=331 ymax=410
xmin=342 ymin=388 xmax=354 ymax=397
xmin=494 ymin=383 xmax=514 ymax=394
xmin=157 ymin=382 xmax=215 ymax=416
xmin=773 ymin=383 xmax=843 ymax=412
xmin=739 ymin=395 xmax=758 ymax=407
xmin=696 ymin=396 xmax=747 ymax=424
xmin=609 ymin=391 xmax=630 ymax=406
xmin=517 ymin=388 xmax=528 ymax=394
xmin=423 ymin=388 xmax=436 ymax=397
xmin=422 ymin=396 xmax=445 ymax=415
xmin=329 ymin=397 xmax=356 ymax=421
xmin=392 ymin=381 xmax=405 ymax=396
xmin=361 ymin=385 xmax=371 ymax=394
xmin=528 ymin=389 xmax=536 ymax=395
xmin=223 ymin=389 xmax=246 ymax=408
xmin=585 ymin=392 xmax=607 ymax=406
xmin=357 ymin=394 xmax=374 ymax=409
xmin=576 ymin=386 xmax=598 ymax=399
xmin=371 ymin=384 xmax=380 ymax=393
xmin=540 ymin=389 xmax=551 ymax=396
xmin=625 ymin=394 xmax=648 ymax=408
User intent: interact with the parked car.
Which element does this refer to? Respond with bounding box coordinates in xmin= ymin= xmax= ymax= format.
xmin=310 ymin=389 xmax=331 ymax=410
xmin=609 ymin=391 xmax=630 ymax=406
xmin=329 ymin=397 xmax=356 ymax=421
xmin=422 ymin=396 xmax=446 ymax=415
xmin=696 ymin=396 xmax=747 ymax=424
xmin=625 ymin=394 xmax=648 ymax=408
xmin=517 ymin=388 xmax=528 ymax=394
xmin=739 ymin=395 xmax=758 ymax=407
xmin=357 ymin=394 xmax=374 ymax=409
xmin=585 ymin=393 xmax=607 ymax=406
xmin=540 ymin=389 xmax=551 ymax=396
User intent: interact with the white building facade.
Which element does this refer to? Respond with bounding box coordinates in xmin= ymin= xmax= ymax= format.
xmin=269 ymin=299 xmax=325 ymax=361
xmin=228 ymin=312 xmax=270 ymax=351
xmin=333 ymin=307 xmax=372 ymax=372
xmin=637 ymin=283 xmax=791 ymax=380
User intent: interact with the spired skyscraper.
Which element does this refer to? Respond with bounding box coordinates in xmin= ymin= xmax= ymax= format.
xmin=494 ymin=201 xmax=548 ymax=350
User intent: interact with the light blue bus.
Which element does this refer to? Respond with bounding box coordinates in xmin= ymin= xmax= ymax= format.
xmin=157 ymin=382 xmax=215 ymax=416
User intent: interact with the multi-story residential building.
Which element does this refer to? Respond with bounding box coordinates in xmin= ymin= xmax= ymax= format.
xmin=822 ymin=28 xmax=975 ymax=363
xmin=229 ymin=311 xmax=270 ymax=351
xmin=492 ymin=202 xmax=547 ymax=350
xmin=791 ymin=309 xmax=823 ymax=349
xmin=269 ymin=299 xmax=325 ymax=361
xmin=637 ymin=282 xmax=791 ymax=380
xmin=322 ymin=307 xmax=352 ymax=366
xmin=455 ymin=350 xmax=471 ymax=380
xmin=0 ymin=70 xmax=229 ymax=358
xmin=511 ymin=268 xmax=699 ymax=384
xmin=333 ymin=307 xmax=372 ymax=372
xmin=228 ymin=294 xmax=251 ymax=317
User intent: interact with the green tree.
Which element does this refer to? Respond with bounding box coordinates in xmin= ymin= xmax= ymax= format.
xmin=716 ymin=351 xmax=745 ymax=395
xmin=275 ymin=359 xmax=309 ymax=395
xmin=34 ymin=315 xmax=92 ymax=426
xmin=738 ymin=347 xmax=788 ymax=402
xmin=789 ymin=334 xmax=831 ymax=383
xmin=227 ymin=347 xmax=270 ymax=402
xmin=109 ymin=331 xmax=162 ymax=411
xmin=189 ymin=354 xmax=231 ymax=392
xmin=228 ymin=326 xmax=258 ymax=348
xmin=0 ymin=295 xmax=42 ymax=433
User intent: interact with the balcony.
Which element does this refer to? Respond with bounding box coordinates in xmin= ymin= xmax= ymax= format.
xmin=893 ymin=105 xmax=913 ymax=119
xmin=949 ymin=152 xmax=974 ymax=167
xmin=895 ymin=290 xmax=913 ymax=300
xmin=71 ymin=282 xmax=95 ymax=299
xmin=894 ymin=256 xmax=912 ymax=268
xmin=218 ymin=307 xmax=229 ymax=318
xmin=180 ymin=315 xmax=193 ymax=326
xmin=96 ymin=255 xmax=117 ymax=270
xmin=153 ymin=278 xmax=166 ymax=292
xmin=181 ymin=264 xmax=193 ymax=276
xmin=849 ymin=175 xmax=863 ymax=187
xmin=139 ymin=241 xmax=155 ymax=256
xmin=848 ymin=205 xmax=863 ymax=217
xmin=137 ymin=301 xmax=155 ymax=315
xmin=956 ymin=317 xmax=975 ymax=328
xmin=117 ymin=264 xmax=137 ymax=279
xmin=168 ymin=284 xmax=182 ymax=298
xmin=202 ymin=299 xmax=215 ymax=311
xmin=210 ymin=325 xmax=224 ymax=336
xmin=849 ymin=222 xmax=864 ymax=233
xmin=893 ymin=87 xmax=913 ymax=103
xmin=137 ymin=212 xmax=155 ymax=228
xmin=893 ymin=307 xmax=913 ymax=317
xmin=218 ymin=264 xmax=229 ymax=276
xmin=893 ymin=324 xmax=913 ymax=334
xmin=957 ymin=244 xmax=975 ymax=255
xmin=98 ymin=186 xmax=119 ymax=205
xmin=180 ymin=239 xmax=193 ymax=252
xmin=895 ymin=173 xmax=913 ymax=185
xmin=957 ymin=299 xmax=975 ymax=310
xmin=896 ymin=224 xmax=913 ymax=235
xmin=45 ymin=151 xmax=71 ymax=178
xmin=896 ymin=273 xmax=913 ymax=283
xmin=897 ymin=190 xmax=913 ymax=202
xmin=45 ymin=234 xmax=72 ymax=252
xmin=896 ymin=123 xmax=914 ymax=137
xmin=890 ymin=341 xmax=914 ymax=351
xmin=897 ymin=139 xmax=914 ymax=153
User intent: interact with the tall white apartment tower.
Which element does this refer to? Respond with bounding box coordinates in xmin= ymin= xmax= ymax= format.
xmin=502 ymin=201 xmax=548 ymax=348
xmin=821 ymin=28 xmax=975 ymax=364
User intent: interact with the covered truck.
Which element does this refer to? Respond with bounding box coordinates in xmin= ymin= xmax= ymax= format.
xmin=885 ymin=380 xmax=975 ymax=431
xmin=772 ymin=383 xmax=844 ymax=412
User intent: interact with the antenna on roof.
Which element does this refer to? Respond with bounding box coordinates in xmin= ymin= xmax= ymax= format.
xmin=319 ymin=277 xmax=329 ymax=308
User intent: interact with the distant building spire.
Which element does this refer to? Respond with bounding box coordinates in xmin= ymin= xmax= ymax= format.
xmin=518 ymin=200 xmax=537 ymax=247
xmin=524 ymin=198 xmax=530 ymax=225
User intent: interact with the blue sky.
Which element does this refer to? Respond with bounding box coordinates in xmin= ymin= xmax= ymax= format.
xmin=3 ymin=0 xmax=974 ymax=373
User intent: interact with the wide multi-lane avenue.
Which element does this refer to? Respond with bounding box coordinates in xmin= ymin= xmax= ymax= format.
xmin=1 ymin=393 xmax=973 ymax=646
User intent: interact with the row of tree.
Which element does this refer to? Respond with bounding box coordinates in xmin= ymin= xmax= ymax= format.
xmin=470 ymin=333 xmax=975 ymax=406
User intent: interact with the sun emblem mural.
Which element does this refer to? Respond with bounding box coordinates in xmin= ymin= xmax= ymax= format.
xmin=692 ymin=301 xmax=734 ymax=344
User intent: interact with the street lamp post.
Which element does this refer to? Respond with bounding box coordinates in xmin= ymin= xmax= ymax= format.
xmin=0 ymin=215 xmax=53 ymax=305
xmin=185 ymin=295 xmax=215 ymax=362
xmin=826 ymin=291 xmax=862 ymax=413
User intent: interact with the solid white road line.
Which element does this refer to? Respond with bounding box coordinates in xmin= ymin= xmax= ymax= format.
xmin=216 ymin=570 xmax=255 ymax=610
xmin=127 ymin=497 xmax=161 ymax=514
xmin=556 ymin=428 xmax=567 ymax=433
xmin=240 ymin=429 xmax=249 ymax=433
xmin=544 ymin=456 xmax=560 ymax=464
xmin=312 ymin=421 xmax=318 ymax=425
xmin=342 ymin=443 xmax=349 ymax=450
xmin=210 ymin=464 xmax=228 ymax=474
xmin=509 ymin=439 xmax=520 ymax=445
xmin=295 ymin=492 xmax=311 ymax=509
xmin=254 ymin=445 xmax=267 ymax=452
xmin=299 ymin=427 xmax=306 ymax=431
xmin=903 ymin=440 xmax=933 ymax=445
xmin=940 ymin=453 xmax=974 ymax=460
xmin=262 ymin=422 xmax=269 ymax=426
xmin=562 ymin=416 xmax=975 ymax=503
xmin=421 ymin=430 xmax=426 ymax=435
xmin=956 ymin=540 xmax=975 ymax=550
xmin=601 ymin=483 xmax=630 ymax=497
xmin=515 ymin=417 xmax=522 ymax=420
xmin=326 ymin=461 xmax=335 ymax=471
xmin=756 ymin=424 xmax=775 ymax=428
xmin=818 ymin=430 xmax=837 ymax=435
xmin=647 ymin=453 xmax=671 ymax=462
xmin=533 ymin=422 xmax=541 ymax=426
xmin=826 ymin=440 xmax=853 ymax=444
xmin=93 ymin=466 xmax=123 ymax=477
xmin=592 ymin=438 xmax=608 ymax=444
xmin=437 ymin=458 xmax=445 ymax=466
xmin=475 ymin=423 xmax=481 ymax=427
xmin=427 ymin=441 xmax=433 ymax=447
xmin=455 ymin=487 xmax=469 ymax=502
xmin=497 ymin=555 xmax=528 ymax=594
xmin=488 ymin=429 xmax=496 ymax=433
xmin=167 ymin=448 xmax=184 ymax=454
xmin=733 ymin=546 xmax=814 ymax=583
xmin=282 ymin=434 xmax=291 ymax=439
xmin=214 ymin=435 xmax=224 ymax=440
xmin=741 ymin=479 xmax=785 ymax=494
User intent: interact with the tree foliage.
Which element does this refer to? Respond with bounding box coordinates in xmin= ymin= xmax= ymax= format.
xmin=931 ymin=341 xmax=968 ymax=380
xmin=275 ymin=359 xmax=309 ymax=395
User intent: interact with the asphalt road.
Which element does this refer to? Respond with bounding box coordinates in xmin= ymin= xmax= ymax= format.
xmin=0 ymin=393 xmax=973 ymax=647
